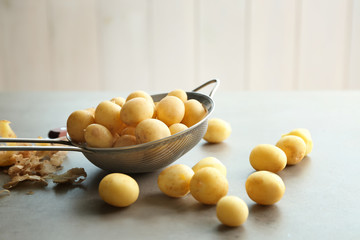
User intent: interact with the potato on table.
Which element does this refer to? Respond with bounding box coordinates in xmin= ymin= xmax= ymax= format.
xmin=203 ymin=118 xmax=231 ymax=143
xmin=249 ymin=144 xmax=287 ymax=173
xmin=192 ymin=157 xmax=227 ymax=176
xmin=216 ymin=196 xmax=249 ymax=227
xmin=99 ymin=173 xmax=139 ymax=207
xmin=190 ymin=167 xmax=228 ymax=205
xmin=157 ymin=164 xmax=194 ymax=198
xmin=245 ymin=171 xmax=285 ymax=205
xmin=276 ymin=135 xmax=306 ymax=165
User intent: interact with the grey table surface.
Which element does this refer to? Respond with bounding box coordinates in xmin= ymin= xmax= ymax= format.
xmin=0 ymin=90 xmax=359 ymax=240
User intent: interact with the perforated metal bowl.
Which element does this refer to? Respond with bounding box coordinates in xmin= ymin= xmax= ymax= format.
xmin=0 ymin=79 xmax=219 ymax=173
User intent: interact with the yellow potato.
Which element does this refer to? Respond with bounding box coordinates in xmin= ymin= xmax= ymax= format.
xmin=135 ymin=119 xmax=171 ymax=144
xmin=95 ymin=100 xmax=123 ymax=133
xmin=0 ymin=121 xmax=18 ymax=166
xmin=189 ymin=167 xmax=228 ymax=205
xmin=276 ymin=135 xmax=306 ymax=165
xmin=126 ymin=90 xmax=154 ymax=104
xmin=181 ymin=99 xmax=207 ymax=127
xmin=85 ymin=107 xmax=95 ymax=117
xmin=156 ymin=96 xmax=185 ymax=126
xmin=120 ymin=97 xmax=154 ymax=127
xmin=203 ymin=118 xmax=231 ymax=143
xmin=157 ymin=164 xmax=194 ymax=198
xmin=192 ymin=157 xmax=227 ymax=176
xmin=84 ymin=123 xmax=113 ymax=148
xmin=113 ymin=134 xmax=137 ymax=147
xmin=99 ymin=173 xmax=139 ymax=207
xmin=169 ymin=123 xmax=188 ymax=135
xmin=249 ymin=144 xmax=287 ymax=173
xmin=282 ymin=128 xmax=313 ymax=155
xmin=216 ymin=196 xmax=249 ymax=227
xmin=245 ymin=171 xmax=285 ymax=205
xmin=110 ymin=96 xmax=126 ymax=107
xmin=67 ymin=110 xmax=95 ymax=143
xmin=121 ymin=126 xmax=136 ymax=136
xmin=167 ymin=89 xmax=187 ymax=103
xmin=0 ymin=120 xmax=17 ymax=138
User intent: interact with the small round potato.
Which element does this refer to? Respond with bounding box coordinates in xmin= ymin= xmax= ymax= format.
xmin=67 ymin=110 xmax=95 ymax=143
xmin=135 ymin=119 xmax=171 ymax=144
xmin=276 ymin=135 xmax=306 ymax=165
xmin=190 ymin=167 xmax=229 ymax=205
xmin=249 ymin=144 xmax=287 ymax=173
xmin=245 ymin=171 xmax=285 ymax=205
xmin=216 ymin=196 xmax=249 ymax=227
xmin=121 ymin=126 xmax=136 ymax=136
xmin=282 ymin=128 xmax=313 ymax=155
xmin=167 ymin=89 xmax=187 ymax=103
xmin=120 ymin=97 xmax=154 ymax=127
xmin=192 ymin=157 xmax=227 ymax=176
xmin=126 ymin=90 xmax=154 ymax=104
xmin=84 ymin=123 xmax=113 ymax=148
xmin=99 ymin=173 xmax=139 ymax=207
xmin=156 ymin=96 xmax=185 ymax=126
xmin=110 ymin=96 xmax=126 ymax=107
xmin=95 ymin=100 xmax=123 ymax=133
xmin=113 ymin=134 xmax=137 ymax=147
xmin=203 ymin=118 xmax=231 ymax=143
xmin=85 ymin=107 xmax=96 ymax=117
xmin=181 ymin=99 xmax=207 ymax=127
xmin=169 ymin=123 xmax=188 ymax=135
xmin=157 ymin=164 xmax=194 ymax=198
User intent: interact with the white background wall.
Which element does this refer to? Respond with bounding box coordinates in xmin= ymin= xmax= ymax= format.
xmin=0 ymin=0 xmax=359 ymax=92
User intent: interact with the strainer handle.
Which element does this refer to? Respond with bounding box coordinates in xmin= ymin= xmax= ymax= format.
xmin=192 ymin=79 xmax=220 ymax=98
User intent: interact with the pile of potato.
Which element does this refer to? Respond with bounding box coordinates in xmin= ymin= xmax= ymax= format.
xmin=246 ymin=128 xmax=313 ymax=205
xmin=66 ymin=89 xmax=208 ymax=148
xmin=97 ymin=127 xmax=312 ymax=228
xmin=157 ymin=157 xmax=248 ymax=227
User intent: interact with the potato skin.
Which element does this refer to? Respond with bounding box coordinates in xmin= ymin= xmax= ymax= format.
xmin=245 ymin=171 xmax=285 ymax=205
xmin=67 ymin=110 xmax=95 ymax=143
xmin=282 ymin=128 xmax=313 ymax=155
xmin=249 ymin=144 xmax=287 ymax=173
xmin=120 ymin=97 xmax=154 ymax=127
xmin=84 ymin=123 xmax=113 ymax=148
xmin=216 ymin=196 xmax=249 ymax=227
xmin=156 ymin=96 xmax=185 ymax=126
xmin=95 ymin=100 xmax=123 ymax=133
xmin=157 ymin=164 xmax=194 ymax=198
xmin=167 ymin=89 xmax=187 ymax=103
xmin=203 ymin=118 xmax=231 ymax=143
xmin=190 ymin=167 xmax=228 ymax=205
xmin=135 ymin=119 xmax=171 ymax=144
xmin=276 ymin=135 xmax=306 ymax=165
xmin=126 ymin=90 xmax=154 ymax=104
xmin=113 ymin=134 xmax=137 ymax=147
xmin=99 ymin=173 xmax=139 ymax=207
xmin=192 ymin=157 xmax=227 ymax=176
xmin=181 ymin=99 xmax=207 ymax=127
xmin=110 ymin=96 xmax=126 ymax=107
xmin=169 ymin=123 xmax=188 ymax=135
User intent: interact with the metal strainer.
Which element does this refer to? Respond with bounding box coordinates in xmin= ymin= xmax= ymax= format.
xmin=0 ymin=79 xmax=219 ymax=173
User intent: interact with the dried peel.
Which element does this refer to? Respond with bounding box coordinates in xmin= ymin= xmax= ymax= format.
xmin=50 ymin=168 xmax=87 ymax=184
xmin=1 ymin=120 xmax=87 ymax=189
